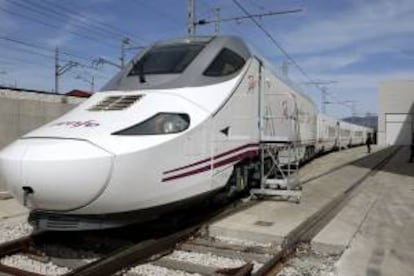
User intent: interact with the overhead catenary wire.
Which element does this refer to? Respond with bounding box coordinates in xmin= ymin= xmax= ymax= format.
xmin=230 ymin=1 xmax=347 ymax=116
xmin=194 ymin=0 xmax=268 ymax=47
xmin=197 ymin=9 xmax=302 ymax=24
xmin=0 ymin=6 xmax=119 ymax=50
xmin=129 ymin=0 xmax=183 ymax=29
xmin=9 ymin=0 xmax=145 ymax=46
xmin=0 ymin=55 xmax=54 ymax=70
xmin=0 ymin=37 xmax=111 ymax=75
xmin=0 ymin=37 xmax=91 ymax=63
xmin=233 ymin=0 xmax=352 ymax=117
xmin=197 ymin=0 xmax=217 ymax=19
xmin=4 ymin=0 xmax=123 ymax=42
xmin=21 ymin=0 xmax=124 ymax=39
xmin=2 ymin=47 xmax=53 ymax=62
xmin=40 ymin=0 xmax=145 ymax=44
xmin=231 ymin=0 xmax=325 ymax=94
xmin=0 ymin=1 xmax=152 ymax=92
xmin=231 ymin=0 xmax=308 ymax=79
xmin=0 ymin=40 xmax=113 ymax=86
xmin=246 ymin=0 xmax=266 ymax=11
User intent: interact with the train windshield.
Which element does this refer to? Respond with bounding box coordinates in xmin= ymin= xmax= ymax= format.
xmin=129 ymin=43 xmax=205 ymax=75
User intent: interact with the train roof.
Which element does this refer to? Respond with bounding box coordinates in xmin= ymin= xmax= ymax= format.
xmin=102 ymin=35 xmax=252 ymax=91
xmin=101 ymin=35 xmax=317 ymax=110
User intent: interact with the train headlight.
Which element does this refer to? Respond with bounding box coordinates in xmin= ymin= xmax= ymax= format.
xmin=113 ymin=113 xmax=190 ymax=135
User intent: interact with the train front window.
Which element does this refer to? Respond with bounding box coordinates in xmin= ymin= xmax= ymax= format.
xmin=203 ymin=48 xmax=245 ymax=77
xmin=129 ymin=43 xmax=205 ymax=75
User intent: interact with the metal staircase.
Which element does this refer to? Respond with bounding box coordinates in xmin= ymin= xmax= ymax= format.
xmin=250 ymin=97 xmax=302 ymax=203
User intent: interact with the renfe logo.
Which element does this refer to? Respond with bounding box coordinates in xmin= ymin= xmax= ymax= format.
xmin=53 ymin=120 xmax=100 ymax=128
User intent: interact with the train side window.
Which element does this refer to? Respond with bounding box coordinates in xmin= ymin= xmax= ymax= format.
xmin=203 ymin=48 xmax=245 ymax=77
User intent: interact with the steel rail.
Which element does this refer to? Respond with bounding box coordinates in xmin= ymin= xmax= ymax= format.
xmin=252 ymin=146 xmax=401 ymax=276
xmin=0 ymin=200 xmax=255 ymax=276
xmin=65 ymin=200 xmax=257 ymax=276
xmin=0 ymin=231 xmax=47 ymax=276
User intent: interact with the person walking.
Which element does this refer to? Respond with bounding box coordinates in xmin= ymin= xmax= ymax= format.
xmin=366 ymin=133 xmax=372 ymax=153
xmin=410 ymin=134 xmax=414 ymax=163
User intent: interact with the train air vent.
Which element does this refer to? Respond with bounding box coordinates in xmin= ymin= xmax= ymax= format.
xmin=40 ymin=216 xmax=80 ymax=230
xmin=88 ymin=95 xmax=142 ymax=111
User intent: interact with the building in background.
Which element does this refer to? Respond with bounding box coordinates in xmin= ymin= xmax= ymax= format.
xmin=0 ymin=88 xmax=85 ymax=193
xmin=378 ymin=80 xmax=414 ymax=145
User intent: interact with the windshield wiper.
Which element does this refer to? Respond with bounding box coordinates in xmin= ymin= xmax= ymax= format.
xmin=137 ymin=60 xmax=146 ymax=83
xmin=131 ymin=58 xmax=146 ymax=83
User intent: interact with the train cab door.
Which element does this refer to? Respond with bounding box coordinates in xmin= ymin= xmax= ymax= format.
xmin=210 ymin=59 xmax=261 ymax=190
xmin=184 ymin=122 xmax=210 ymax=164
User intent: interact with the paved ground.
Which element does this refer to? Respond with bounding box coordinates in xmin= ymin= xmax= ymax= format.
xmin=209 ymin=145 xmax=389 ymax=245
xmin=0 ymin=197 xmax=28 ymax=220
xmin=300 ymin=145 xmax=379 ymax=183
xmin=279 ymin=146 xmax=414 ymax=276
xmin=334 ymin=146 xmax=414 ymax=276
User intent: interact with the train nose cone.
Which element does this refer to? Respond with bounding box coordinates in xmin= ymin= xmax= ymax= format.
xmin=0 ymin=138 xmax=113 ymax=211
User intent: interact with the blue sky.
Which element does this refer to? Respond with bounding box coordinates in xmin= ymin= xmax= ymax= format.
xmin=0 ymin=0 xmax=413 ymax=118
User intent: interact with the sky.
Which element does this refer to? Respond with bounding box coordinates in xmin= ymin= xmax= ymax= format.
xmin=0 ymin=0 xmax=413 ymax=119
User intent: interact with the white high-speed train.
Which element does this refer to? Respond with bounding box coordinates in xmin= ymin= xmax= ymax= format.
xmin=0 ymin=36 xmax=373 ymax=230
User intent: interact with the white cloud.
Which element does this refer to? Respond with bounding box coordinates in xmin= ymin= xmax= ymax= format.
xmin=315 ymin=70 xmax=414 ymax=89
xmin=46 ymin=33 xmax=73 ymax=48
xmin=298 ymin=53 xmax=363 ymax=72
xmin=45 ymin=11 xmax=112 ymax=48
xmin=254 ymin=0 xmax=414 ymax=117
xmin=279 ymin=0 xmax=414 ymax=55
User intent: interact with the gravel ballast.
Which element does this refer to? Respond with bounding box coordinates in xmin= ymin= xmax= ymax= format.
xmin=212 ymin=235 xmax=273 ymax=248
xmin=1 ymin=254 xmax=69 ymax=276
xmin=0 ymin=217 xmax=33 ymax=243
xmin=126 ymin=263 xmax=200 ymax=276
xmin=167 ymin=250 xmax=246 ymax=268
xmin=277 ymin=244 xmax=339 ymax=276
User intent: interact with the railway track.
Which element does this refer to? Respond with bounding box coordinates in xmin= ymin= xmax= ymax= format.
xmin=0 ymin=147 xmax=399 ymax=276
xmin=0 ymin=231 xmax=46 ymax=276
xmin=0 ymin=199 xmax=259 ymax=276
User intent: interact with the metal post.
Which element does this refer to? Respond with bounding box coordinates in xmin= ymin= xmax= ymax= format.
xmin=351 ymin=102 xmax=356 ymax=118
xmin=55 ymin=47 xmax=59 ymax=94
xmin=321 ymin=87 xmax=327 ymax=114
xmin=120 ymin=38 xmax=130 ymax=69
xmin=187 ymin=0 xmax=195 ymax=36
xmin=348 ymin=101 xmax=356 ymax=123
xmin=260 ymin=144 xmax=265 ymax=189
xmin=91 ymin=76 xmax=95 ymax=92
xmin=121 ymin=42 xmax=125 ymax=69
xmin=0 ymin=71 xmax=6 ymax=86
xmin=56 ymin=51 xmax=78 ymax=94
xmin=281 ymin=60 xmax=289 ymax=78
xmin=258 ymin=62 xmax=264 ymax=189
xmin=214 ymin=8 xmax=221 ymax=34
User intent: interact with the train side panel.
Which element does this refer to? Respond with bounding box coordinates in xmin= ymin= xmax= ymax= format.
xmin=317 ymin=114 xmax=338 ymax=153
xmin=260 ymin=66 xmax=317 ymax=150
xmin=338 ymin=121 xmax=353 ymax=148
xmin=210 ymin=58 xmax=260 ymax=190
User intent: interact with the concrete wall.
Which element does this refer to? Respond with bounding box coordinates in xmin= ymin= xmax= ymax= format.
xmin=0 ymin=89 xmax=86 ymax=192
xmin=378 ymin=80 xmax=414 ymax=145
